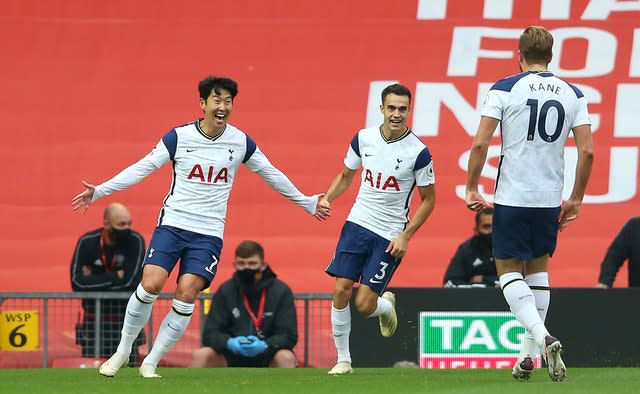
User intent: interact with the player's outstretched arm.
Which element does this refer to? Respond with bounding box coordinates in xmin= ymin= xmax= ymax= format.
xmin=71 ymin=180 xmax=96 ymax=214
xmin=465 ymin=116 xmax=499 ymax=211
xmin=386 ymin=184 xmax=435 ymax=258
xmin=255 ymin=164 xmax=330 ymax=218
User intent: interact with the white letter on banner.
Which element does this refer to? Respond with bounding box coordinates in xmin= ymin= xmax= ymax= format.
xmin=498 ymin=320 xmax=522 ymax=351
xmin=551 ymin=28 xmax=617 ymax=77
xmin=413 ymin=82 xmax=491 ymax=137
xmin=460 ymin=320 xmax=496 ymax=350
xmin=365 ymin=81 xmax=398 ymax=129
xmin=630 ymin=29 xmax=640 ymax=77
xmin=431 ymin=320 xmax=464 ymax=350
xmin=483 ymin=0 xmax=513 ymax=19
xmin=615 ymin=84 xmax=640 ymax=137
xmin=564 ymin=147 xmax=638 ymax=203
xmin=448 ymin=27 xmax=521 ymax=76
xmin=541 ymin=0 xmax=571 ymax=19
xmin=582 ymin=0 xmax=640 ymax=20
xmin=416 ymin=0 xmax=447 ymax=20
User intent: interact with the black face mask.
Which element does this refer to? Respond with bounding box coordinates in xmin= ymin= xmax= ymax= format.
xmin=236 ymin=268 xmax=261 ymax=285
xmin=109 ymin=227 xmax=131 ymax=243
xmin=476 ymin=233 xmax=492 ymax=249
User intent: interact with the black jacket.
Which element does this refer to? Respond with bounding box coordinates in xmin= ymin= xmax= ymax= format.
xmin=201 ymin=266 xmax=298 ymax=357
xmin=443 ymin=236 xmax=498 ymax=288
xmin=70 ymin=227 xmax=145 ymax=315
xmin=70 ymin=227 xmax=146 ymax=359
xmin=598 ymin=217 xmax=640 ymax=287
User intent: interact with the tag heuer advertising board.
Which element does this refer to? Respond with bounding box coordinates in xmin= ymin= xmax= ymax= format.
xmin=419 ymin=311 xmax=542 ymax=368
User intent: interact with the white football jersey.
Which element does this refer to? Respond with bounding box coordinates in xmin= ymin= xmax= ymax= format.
xmin=344 ymin=126 xmax=435 ymax=241
xmin=482 ymin=71 xmax=590 ymax=207
xmin=94 ymin=121 xmax=272 ymax=237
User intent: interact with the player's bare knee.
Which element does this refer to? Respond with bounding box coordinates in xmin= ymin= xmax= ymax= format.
xmin=140 ymin=280 xmax=163 ymax=295
xmin=333 ymin=283 xmax=352 ymax=302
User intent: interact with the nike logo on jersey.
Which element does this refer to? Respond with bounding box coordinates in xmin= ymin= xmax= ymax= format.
xmin=364 ymin=153 xmax=373 ymax=157
xmin=186 ymin=148 xmax=197 ymax=152
xmin=369 ymin=278 xmax=383 ymax=284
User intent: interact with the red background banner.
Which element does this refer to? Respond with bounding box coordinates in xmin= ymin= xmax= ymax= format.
xmin=1 ymin=0 xmax=638 ymax=292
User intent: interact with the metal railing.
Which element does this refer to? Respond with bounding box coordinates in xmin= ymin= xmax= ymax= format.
xmin=0 ymin=292 xmax=334 ymax=368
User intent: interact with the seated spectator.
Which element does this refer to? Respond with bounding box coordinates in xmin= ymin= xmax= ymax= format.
xmin=443 ymin=208 xmax=498 ymax=288
xmin=192 ymin=240 xmax=298 ymax=368
xmin=596 ymin=216 xmax=640 ymax=288
xmin=70 ymin=202 xmax=146 ymax=365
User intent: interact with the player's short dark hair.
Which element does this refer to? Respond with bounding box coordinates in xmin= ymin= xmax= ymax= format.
xmin=475 ymin=207 xmax=494 ymax=226
xmin=235 ymin=240 xmax=264 ymax=260
xmin=198 ymin=76 xmax=239 ymax=101
xmin=519 ymin=26 xmax=553 ymax=64
xmin=381 ymin=83 xmax=412 ymax=105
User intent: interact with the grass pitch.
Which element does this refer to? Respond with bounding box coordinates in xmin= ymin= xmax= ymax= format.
xmin=2 ymin=368 xmax=637 ymax=394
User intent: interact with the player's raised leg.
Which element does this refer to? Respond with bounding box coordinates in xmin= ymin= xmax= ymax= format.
xmin=99 ymin=277 xmax=160 ymax=377
xmin=378 ymin=291 xmax=397 ymax=337
xmin=139 ymin=273 xmax=204 ymax=378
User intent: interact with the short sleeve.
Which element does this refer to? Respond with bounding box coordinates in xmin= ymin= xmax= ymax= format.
xmin=415 ymin=160 xmax=435 ymax=187
xmin=480 ymin=90 xmax=505 ymax=121
xmin=572 ymin=96 xmax=591 ymax=128
xmin=343 ymin=133 xmax=361 ymax=170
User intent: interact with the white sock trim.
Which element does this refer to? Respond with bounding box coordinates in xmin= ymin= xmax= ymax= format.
xmin=136 ymin=283 xmax=158 ymax=304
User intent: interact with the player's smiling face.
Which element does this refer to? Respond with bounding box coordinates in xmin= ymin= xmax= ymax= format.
xmin=380 ymin=93 xmax=411 ymax=134
xmin=200 ymin=88 xmax=234 ymax=131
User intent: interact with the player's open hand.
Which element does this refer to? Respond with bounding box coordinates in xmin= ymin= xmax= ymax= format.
xmin=314 ymin=193 xmax=331 ymax=221
xmin=72 ymin=180 xmax=96 ymax=214
xmin=465 ymin=190 xmax=493 ymax=212
xmin=558 ymin=198 xmax=581 ymax=231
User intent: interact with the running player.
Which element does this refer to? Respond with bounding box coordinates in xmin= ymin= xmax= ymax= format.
xmin=72 ymin=76 xmax=330 ymax=378
xmin=319 ymin=83 xmax=436 ymax=375
xmin=465 ymin=26 xmax=594 ymax=382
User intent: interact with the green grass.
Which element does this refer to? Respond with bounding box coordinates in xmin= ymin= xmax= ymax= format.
xmin=1 ymin=368 xmax=638 ymax=394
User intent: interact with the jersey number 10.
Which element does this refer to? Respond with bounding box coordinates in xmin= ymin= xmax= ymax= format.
xmin=526 ymin=99 xmax=566 ymax=143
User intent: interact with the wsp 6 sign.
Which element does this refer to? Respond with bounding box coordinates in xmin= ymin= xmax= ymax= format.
xmin=0 ymin=310 xmax=39 ymax=351
xmin=419 ymin=311 xmax=541 ymax=369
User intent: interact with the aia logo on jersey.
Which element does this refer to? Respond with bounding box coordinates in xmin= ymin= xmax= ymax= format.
xmin=187 ymin=164 xmax=229 ymax=183
xmin=363 ymin=169 xmax=399 ymax=191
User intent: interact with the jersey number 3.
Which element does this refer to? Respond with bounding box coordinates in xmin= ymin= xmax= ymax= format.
xmin=526 ymin=99 xmax=565 ymax=143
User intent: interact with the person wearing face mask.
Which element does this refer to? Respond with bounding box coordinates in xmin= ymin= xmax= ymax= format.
xmin=71 ymin=202 xmax=146 ymax=365
xmin=191 ymin=240 xmax=298 ymax=368
xmin=443 ymin=208 xmax=498 ymax=288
